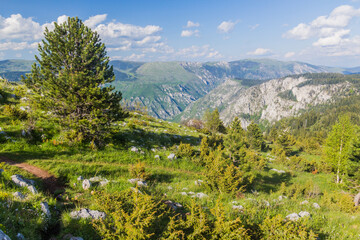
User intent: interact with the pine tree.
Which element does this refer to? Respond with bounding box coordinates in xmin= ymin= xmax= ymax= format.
xmin=203 ymin=108 xmax=226 ymax=134
xmin=223 ymin=117 xmax=247 ymax=162
xmin=324 ymin=115 xmax=355 ymax=183
xmin=23 ymin=17 xmax=123 ymax=144
xmin=247 ymin=121 xmax=264 ymax=151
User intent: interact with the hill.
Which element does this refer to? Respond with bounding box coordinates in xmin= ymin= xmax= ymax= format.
xmin=178 ymin=73 xmax=360 ymax=127
xmin=1 ymin=58 xmax=349 ymax=119
xmin=0 ymin=78 xmax=360 ymax=239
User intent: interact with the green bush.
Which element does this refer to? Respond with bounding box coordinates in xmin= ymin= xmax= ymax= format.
xmin=2 ymin=104 xmax=28 ymax=120
xmin=260 ymin=215 xmax=317 ymax=239
xmin=176 ymin=142 xmax=194 ymax=158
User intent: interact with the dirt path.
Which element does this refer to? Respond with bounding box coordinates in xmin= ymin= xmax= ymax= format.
xmin=0 ymin=155 xmax=64 ymax=194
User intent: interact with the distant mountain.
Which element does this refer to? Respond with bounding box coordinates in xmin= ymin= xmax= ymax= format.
xmin=2 ymin=58 xmax=358 ymax=120
xmin=177 ymin=73 xmax=360 ymax=127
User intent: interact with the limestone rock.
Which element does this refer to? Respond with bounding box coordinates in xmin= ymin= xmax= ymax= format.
xmin=154 ymin=155 xmax=160 ymax=160
xmin=13 ymin=192 xmax=25 ymax=200
xmin=167 ymin=153 xmax=177 ymax=160
xmin=313 ymin=203 xmax=320 ymax=209
xmin=286 ymin=213 xmax=300 ymax=221
xmin=232 ymin=205 xmax=244 ymax=210
xmin=70 ymin=208 xmax=106 ymax=220
xmin=82 ymin=179 xmax=92 ymax=190
xmin=194 ymin=192 xmax=208 ymax=199
xmin=27 ymin=185 xmax=37 ymax=194
xmin=0 ymin=230 xmax=11 ymax=240
xmin=77 ymin=176 xmax=84 ymax=181
xmin=195 ymin=180 xmax=203 ymax=186
xmin=131 ymin=146 xmax=139 ymax=152
xmin=40 ymin=202 xmax=51 ymax=218
xmin=299 ymin=211 xmax=311 ymax=218
xmin=300 ymin=200 xmax=309 ymax=205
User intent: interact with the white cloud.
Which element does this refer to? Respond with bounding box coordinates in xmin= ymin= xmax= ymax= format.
xmin=186 ymin=20 xmax=200 ymax=28
xmin=0 ymin=52 xmax=4 ymax=59
xmin=0 ymin=41 xmax=38 ymax=50
xmin=57 ymin=15 xmax=69 ymax=25
xmin=284 ymin=5 xmax=360 ymax=57
xmin=112 ymin=53 xmax=145 ymax=61
xmin=0 ymin=14 xmax=43 ymax=40
xmin=84 ymin=14 xmax=107 ymax=29
xmin=176 ymin=45 xmax=222 ymax=59
xmin=217 ymin=20 xmax=236 ymax=33
xmin=181 ymin=29 xmax=199 ymax=37
xmin=284 ymin=52 xmax=295 ymax=58
xmin=247 ymin=48 xmax=272 ymax=56
xmin=250 ymin=24 xmax=260 ymax=30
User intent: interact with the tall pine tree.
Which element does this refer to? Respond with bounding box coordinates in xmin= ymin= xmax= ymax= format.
xmin=23 ymin=17 xmax=123 ymax=144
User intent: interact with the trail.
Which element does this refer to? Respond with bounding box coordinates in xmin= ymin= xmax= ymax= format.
xmin=0 ymin=155 xmax=64 ymax=194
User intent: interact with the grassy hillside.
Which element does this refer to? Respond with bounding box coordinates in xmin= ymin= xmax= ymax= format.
xmin=0 ymin=79 xmax=360 ymax=239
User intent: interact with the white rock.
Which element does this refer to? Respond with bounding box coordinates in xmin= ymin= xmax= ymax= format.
xmin=13 ymin=192 xmax=25 ymax=200
xmin=70 ymin=208 xmax=106 ymax=220
xmin=0 ymin=230 xmax=11 ymax=240
xmin=167 ymin=153 xmax=177 ymax=160
xmin=300 ymin=200 xmax=309 ymax=205
xmin=99 ymin=180 xmax=109 ymax=187
xmin=131 ymin=146 xmax=139 ymax=152
xmin=232 ymin=205 xmax=244 ymax=210
xmin=40 ymin=202 xmax=51 ymax=217
xmin=82 ymin=179 xmax=92 ymax=190
xmin=181 ymin=192 xmax=187 ymax=196
xmin=27 ymin=185 xmax=38 ymax=194
xmin=77 ymin=176 xmax=84 ymax=181
xmin=299 ymin=211 xmax=311 ymax=218
xmin=195 ymin=180 xmax=204 ymax=186
xmin=167 ymin=186 xmax=173 ymax=190
xmin=188 ymin=192 xmax=195 ymax=195
xmin=154 ymin=155 xmax=160 ymax=160
xmin=137 ymin=180 xmax=148 ymax=187
xmin=286 ymin=213 xmax=300 ymax=221
xmin=313 ymin=203 xmax=320 ymax=209
xmin=195 ymin=192 xmax=208 ymax=199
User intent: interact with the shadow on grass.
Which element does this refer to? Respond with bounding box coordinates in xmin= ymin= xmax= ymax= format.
xmin=113 ymin=128 xmax=201 ymax=149
xmin=252 ymin=170 xmax=292 ymax=193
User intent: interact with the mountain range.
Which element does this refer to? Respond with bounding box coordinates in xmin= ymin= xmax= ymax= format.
xmin=1 ymin=58 xmax=359 ymax=124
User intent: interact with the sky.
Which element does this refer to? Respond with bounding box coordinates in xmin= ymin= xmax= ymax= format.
xmin=1 ymin=0 xmax=360 ymax=67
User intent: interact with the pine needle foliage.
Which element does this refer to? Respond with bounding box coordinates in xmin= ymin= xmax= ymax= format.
xmin=23 ymin=17 xmax=123 ymax=145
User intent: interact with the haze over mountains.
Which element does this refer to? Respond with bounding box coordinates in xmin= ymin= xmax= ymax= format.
xmin=1 ymin=58 xmax=359 ymax=124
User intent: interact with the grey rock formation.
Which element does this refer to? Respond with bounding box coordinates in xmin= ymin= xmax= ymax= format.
xmin=70 ymin=208 xmax=106 ymax=220
xmin=13 ymin=192 xmax=25 ymax=200
xmin=286 ymin=213 xmax=300 ymax=221
xmin=167 ymin=153 xmax=176 ymax=160
xmin=82 ymin=179 xmax=92 ymax=190
xmin=0 ymin=230 xmax=11 ymax=240
xmin=299 ymin=211 xmax=311 ymax=218
xmin=40 ymin=202 xmax=51 ymax=218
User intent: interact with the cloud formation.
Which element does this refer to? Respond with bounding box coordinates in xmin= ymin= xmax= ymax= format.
xmin=186 ymin=21 xmax=200 ymax=28
xmin=181 ymin=29 xmax=199 ymax=37
xmin=84 ymin=14 xmax=107 ymax=28
xmin=284 ymin=5 xmax=360 ymax=55
xmin=284 ymin=51 xmax=295 ymax=58
xmin=217 ymin=20 xmax=236 ymax=33
xmin=247 ymin=48 xmax=272 ymax=56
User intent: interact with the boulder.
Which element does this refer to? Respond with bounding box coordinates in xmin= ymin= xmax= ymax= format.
xmin=82 ymin=179 xmax=92 ymax=190
xmin=0 ymin=230 xmax=11 ymax=240
xmin=164 ymin=200 xmax=183 ymax=210
xmin=194 ymin=192 xmax=208 ymax=199
xmin=232 ymin=205 xmax=244 ymax=210
xmin=11 ymin=175 xmax=32 ymax=188
xmin=99 ymin=179 xmax=109 ymax=187
xmin=27 ymin=185 xmax=38 ymax=194
xmin=299 ymin=211 xmax=311 ymax=218
xmin=13 ymin=192 xmax=25 ymax=200
xmin=130 ymin=146 xmax=139 ymax=153
xmin=137 ymin=180 xmax=148 ymax=187
xmin=16 ymin=233 xmax=25 ymax=240
xmin=195 ymin=180 xmax=203 ymax=186
xmin=70 ymin=208 xmax=106 ymax=220
xmin=354 ymin=192 xmax=360 ymax=206
xmin=167 ymin=153 xmax=177 ymax=160
xmin=313 ymin=203 xmax=320 ymax=209
xmin=285 ymin=213 xmax=300 ymax=221
xmin=40 ymin=202 xmax=51 ymax=218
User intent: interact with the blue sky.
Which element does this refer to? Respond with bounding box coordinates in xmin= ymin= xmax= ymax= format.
xmin=1 ymin=0 xmax=360 ymax=67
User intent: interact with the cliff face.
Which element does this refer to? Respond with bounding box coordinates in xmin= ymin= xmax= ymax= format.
xmin=179 ymin=75 xmax=358 ymax=127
